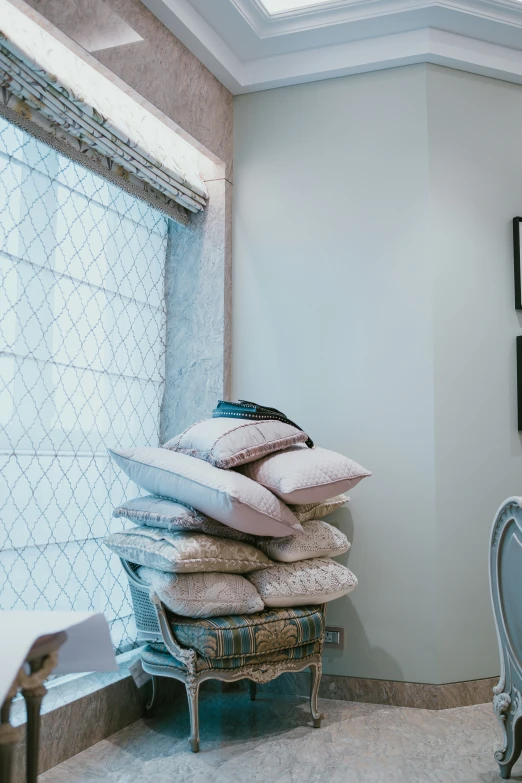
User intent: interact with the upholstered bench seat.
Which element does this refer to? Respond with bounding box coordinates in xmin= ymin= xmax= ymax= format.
xmin=143 ymin=639 xmax=323 ymax=673
xmin=168 ymin=605 xmax=324 ymax=658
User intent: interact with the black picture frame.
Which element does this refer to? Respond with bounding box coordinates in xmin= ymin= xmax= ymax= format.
xmin=517 ymin=335 xmax=522 ymax=432
xmin=514 ymin=217 xmax=522 ymax=310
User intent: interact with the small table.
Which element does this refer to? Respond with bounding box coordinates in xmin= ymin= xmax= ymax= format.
xmin=0 ymin=631 xmax=66 ymax=783
xmin=0 ymin=612 xmax=117 ymax=783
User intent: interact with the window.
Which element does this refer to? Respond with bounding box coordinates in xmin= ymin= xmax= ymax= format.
xmin=0 ymin=115 xmax=169 ymax=652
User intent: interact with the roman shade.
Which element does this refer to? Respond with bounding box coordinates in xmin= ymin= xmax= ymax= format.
xmin=0 ymin=0 xmax=208 ymax=216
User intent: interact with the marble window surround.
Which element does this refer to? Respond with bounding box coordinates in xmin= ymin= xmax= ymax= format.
xmin=22 ymin=0 xmax=234 ymax=180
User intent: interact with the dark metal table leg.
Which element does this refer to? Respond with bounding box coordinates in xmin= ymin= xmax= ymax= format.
xmin=0 ymin=692 xmax=20 ymax=783
xmin=22 ymin=660 xmax=48 ymax=783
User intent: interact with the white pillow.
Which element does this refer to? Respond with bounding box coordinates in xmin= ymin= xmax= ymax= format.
xmin=163 ymin=417 xmax=308 ymax=469
xmin=138 ymin=567 xmax=264 ymax=617
xmin=113 ymin=496 xmax=254 ymax=542
xmin=247 ymin=558 xmax=357 ymax=607
xmin=290 ymin=494 xmax=349 ymax=524
xmin=104 ymin=527 xmax=271 ymax=573
xmin=108 ymin=447 xmax=302 ymax=537
xmin=239 ymin=445 xmax=371 ymax=504
xmin=258 ymin=520 xmax=350 ymax=563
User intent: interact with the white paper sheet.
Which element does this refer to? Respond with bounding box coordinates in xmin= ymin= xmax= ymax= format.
xmin=0 ymin=611 xmax=117 ymax=706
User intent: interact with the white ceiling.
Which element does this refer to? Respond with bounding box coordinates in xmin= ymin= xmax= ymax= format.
xmin=141 ymin=0 xmax=522 ymax=94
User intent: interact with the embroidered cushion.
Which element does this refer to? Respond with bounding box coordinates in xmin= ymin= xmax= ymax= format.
xmin=104 ymin=527 xmax=270 ymax=574
xmin=290 ymin=494 xmax=349 ymax=524
xmin=163 ymin=417 xmax=308 ymax=469
xmin=113 ymin=496 xmax=254 ymax=543
xmin=108 ymin=447 xmax=302 ymax=537
xmin=247 ymin=558 xmax=357 ymax=607
xmin=258 ymin=520 xmax=350 ymax=563
xmin=169 ymin=605 xmax=325 ymax=658
xmin=138 ymin=567 xmax=264 ymax=617
xmin=239 ymin=445 xmax=371 ymax=504
xmin=141 ymin=640 xmax=322 ymax=673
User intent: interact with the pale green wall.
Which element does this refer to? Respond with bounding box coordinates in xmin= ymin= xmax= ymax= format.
xmin=233 ymin=63 xmax=522 ymax=684
xmin=427 ymin=66 xmax=522 ymax=682
xmin=233 ymin=65 xmax=439 ymax=683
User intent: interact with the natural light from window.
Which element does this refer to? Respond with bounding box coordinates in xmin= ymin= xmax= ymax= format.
xmin=259 ymin=0 xmax=337 ymax=14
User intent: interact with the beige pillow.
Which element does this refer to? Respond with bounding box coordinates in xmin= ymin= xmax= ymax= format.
xmin=104 ymin=527 xmax=271 ymax=573
xmin=108 ymin=447 xmax=302 ymax=537
xmin=258 ymin=520 xmax=350 ymax=563
xmin=239 ymin=445 xmax=371 ymax=504
xmin=113 ymin=496 xmax=254 ymax=543
xmin=138 ymin=567 xmax=264 ymax=617
xmin=247 ymin=558 xmax=357 ymax=607
xmin=163 ymin=417 xmax=308 ymax=469
xmin=290 ymin=494 xmax=349 ymax=524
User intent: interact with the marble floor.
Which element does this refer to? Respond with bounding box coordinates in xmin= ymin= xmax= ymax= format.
xmin=40 ymin=689 xmax=521 ymax=783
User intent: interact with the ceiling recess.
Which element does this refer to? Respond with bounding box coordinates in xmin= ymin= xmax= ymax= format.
xmin=141 ymin=0 xmax=522 ymax=94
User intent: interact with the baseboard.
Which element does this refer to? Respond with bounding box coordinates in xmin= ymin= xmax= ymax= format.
xmin=255 ymin=672 xmax=498 ymax=710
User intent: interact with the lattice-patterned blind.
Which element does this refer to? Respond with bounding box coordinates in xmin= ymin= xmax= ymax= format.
xmin=0 ymin=114 xmax=168 ymax=652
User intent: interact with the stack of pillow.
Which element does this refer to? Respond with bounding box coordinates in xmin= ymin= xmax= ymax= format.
xmin=104 ymin=417 xmax=371 ymax=619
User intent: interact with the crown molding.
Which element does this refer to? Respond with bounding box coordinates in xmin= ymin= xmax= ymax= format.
xmin=142 ymin=0 xmax=522 ymax=94
xmin=232 ymin=0 xmax=522 ymax=36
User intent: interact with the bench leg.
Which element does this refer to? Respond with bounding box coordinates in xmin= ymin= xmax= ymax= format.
xmin=186 ymin=680 xmax=200 ymax=753
xmin=249 ymin=681 xmax=257 ymax=701
xmin=309 ymin=662 xmax=323 ymax=728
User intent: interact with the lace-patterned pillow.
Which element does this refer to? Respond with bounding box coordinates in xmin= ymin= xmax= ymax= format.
xmin=247 ymin=558 xmax=357 ymax=607
xmin=163 ymin=417 xmax=308 ymax=469
xmin=104 ymin=527 xmax=271 ymax=573
xmin=138 ymin=567 xmax=264 ymax=617
xmin=238 ymin=445 xmax=371 ymax=504
xmin=290 ymin=494 xmax=349 ymax=524
xmin=258 ymin=520 xmax=350 ymax=563
xmin=113 ymin=496 xmax=255 ymax=543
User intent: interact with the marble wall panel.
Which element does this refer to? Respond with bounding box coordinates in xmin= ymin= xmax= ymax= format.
xmin=161 ymin=178 xmax=231 ymax=441
xmin=254 ymin=672 xmax=498 ymax=710
xmin=23 ymin=0 xmax=233 ymax=176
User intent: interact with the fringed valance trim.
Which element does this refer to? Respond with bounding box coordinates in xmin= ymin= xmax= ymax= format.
xmin=0 ymin=99 xmax=189 ymax=226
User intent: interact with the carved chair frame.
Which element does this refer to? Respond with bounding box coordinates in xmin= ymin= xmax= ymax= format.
xmin=121 ymin=559 xmax=324 ymax=752
xmin=490 ymin=497 xmax=522 ymax=779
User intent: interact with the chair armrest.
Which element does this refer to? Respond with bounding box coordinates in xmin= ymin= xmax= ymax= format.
xmin=149 ymin=592 xmax=197 ymax=675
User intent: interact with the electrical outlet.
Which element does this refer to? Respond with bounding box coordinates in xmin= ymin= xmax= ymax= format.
xmin=324 ymin=626 xmax=344 ymax=649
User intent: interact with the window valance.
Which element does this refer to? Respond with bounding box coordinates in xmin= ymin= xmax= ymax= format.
xmin=0 ymin=0 xmax=208 ymax=215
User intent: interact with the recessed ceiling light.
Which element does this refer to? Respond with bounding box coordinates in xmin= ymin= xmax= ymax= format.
xmin=259 ymin=0 xmax=338 ymax=14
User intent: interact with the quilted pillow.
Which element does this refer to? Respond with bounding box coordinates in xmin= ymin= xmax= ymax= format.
xmin=247 ymin=558 xmax=357 ymax=607
xmin=138 ymin=567 xmax=264 ymax=617
xmin=104 ymin=527 xmax=270 ymax=573
xmin=258 ymin=520 xmax=350 ymax=563
xmin=290 ymin=494 xmax=349 ymax=524
xmin=108 ymin=447 xmax=302 ymax=537
xmin=239 ymin=445 xmax=371 ymax=504
xmin=163 ymin=417 xmax=308 ymax=469
xmin=113 ymin=496 xmax=254 ymax=543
